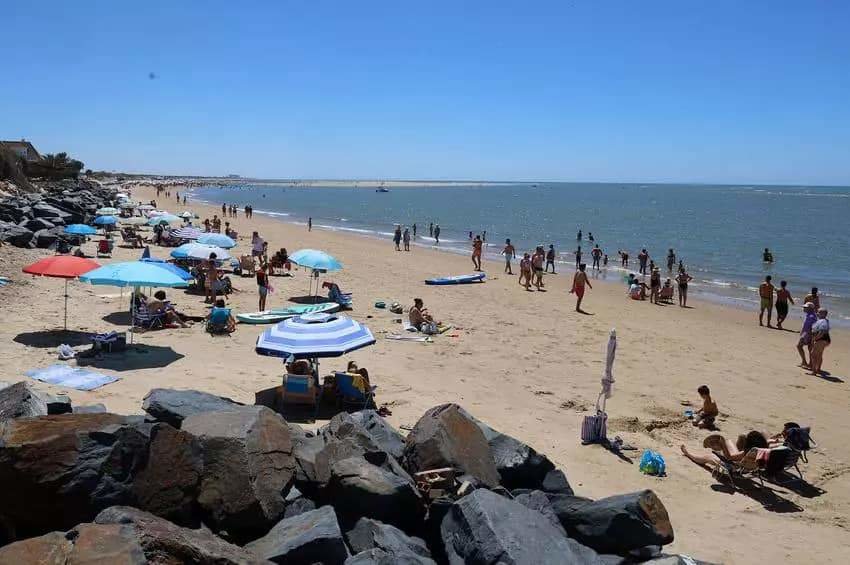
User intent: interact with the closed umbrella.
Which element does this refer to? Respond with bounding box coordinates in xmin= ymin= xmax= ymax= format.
xmin=256 ymin=313 xmax=375 ymax=364
xmin=93 ymin=215 xmax=117 ymax=226
xmin=79 ymin=261 xmax=189 ymax=343
xmin=96 ymin=207 xmax=119 ymax=216
xmin=289 ymin=249 xmax=343 ymax=299
xmin=170 ymin=243 xmax=232 ymax=261
xmin=22 ymin=256 xmax=100 ymax=329
xmin=597 ymin=329 xmax=617 ymax=413
xmin=197 ymin=233 xmax=236 ymax=249
xmin=64 ymin=224 xmax=97 ymax=236
xmin=119 ymin=201 xmax=138 ymax=209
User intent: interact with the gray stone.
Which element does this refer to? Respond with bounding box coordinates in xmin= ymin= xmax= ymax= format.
xmin=346 ymin=518 xmax=434 ymax=563
xmin=74 ymin=403 xmax=108 ymax=413
xmin=0 ymin=221 xmax=34 ymax=247
xmin=441 ymin=489 xmax=602 ymax=565
xmin=23 ymin=217 xmax=55 ymax=231
xmin=32 ymin=201 xmax=71 ymax=221
xmin=513 ymin=490 xmax=567 ymax=535
xmin=142 ymin=387 xmax=242 ymax=428
xmin=346 ymin=548 xmax=434 ymax=564
xmin=348 ymin=410 xmax=406 ymax=459
xmin=0 ymin=381 xmax=49 ymax=419
xmin=245 ymin=505 xmax=349 ymax=564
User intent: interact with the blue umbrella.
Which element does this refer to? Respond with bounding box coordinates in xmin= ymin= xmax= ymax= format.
xmin=64 ymin=224 xmax=97 ymax=236
xmin=79 ymin=261 xmax=189 ymax=288
xmin=197 ymin=233 xmax=236 ymax=249
xmin=149 ymin=262 xmax=193 ymax=281
xmin=256 ymin=313 xmax=375 ymax=359
xmin=289 ymin=249 xmax=342 ymax=272
xmin=170 ymin=243 xmax=232 ymax=261
xmin=93 ymin=215 xmax=117 ymax=226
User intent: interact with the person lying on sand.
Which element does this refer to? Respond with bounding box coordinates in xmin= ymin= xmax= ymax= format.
xmin=692 ymin=385 xmax=718 ymax=429
xmin=681 ymin=431 xmax=769 ymax=468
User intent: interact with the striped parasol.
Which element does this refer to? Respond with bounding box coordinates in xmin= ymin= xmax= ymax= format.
xmin=255 ymin=313 xmax=375 ymax=359
xmin=171 ymin=226 xmax=202 ymax=240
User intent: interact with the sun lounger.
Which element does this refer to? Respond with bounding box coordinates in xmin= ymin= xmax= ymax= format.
xmin=133 ymin=301 xmax=165 ymax=330
xmin=282 ymin=373 xmax=319 ymax=412
xmin=709 ymin=442 xmax=805 ymax=488
xmin=334 ymin=371 xmax=376 ymax=409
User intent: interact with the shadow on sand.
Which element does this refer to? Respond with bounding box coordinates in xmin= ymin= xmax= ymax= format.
xmin=14 ymin=330 xmax=94 ymax=348
xmin=288 ymin=295 xmax=334 ymax=305
xmin=76 ymin=344 xmax=185 ymax=372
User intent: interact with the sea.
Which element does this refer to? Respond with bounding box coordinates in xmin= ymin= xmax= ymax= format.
xmin=187 ymin=181 xmax=850 ymax=326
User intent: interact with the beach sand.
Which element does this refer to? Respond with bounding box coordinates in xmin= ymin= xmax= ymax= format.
xmin=2 ymin=183 xmax=849 ymax=563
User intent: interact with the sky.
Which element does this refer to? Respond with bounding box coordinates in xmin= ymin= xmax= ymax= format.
xmin=3 ymin=1 xmax=849 ymax=185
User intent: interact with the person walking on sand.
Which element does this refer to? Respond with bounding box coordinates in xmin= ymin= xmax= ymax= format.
xmin=809 ymin=308 xmax=831 ymax=376
xmin=308 ymin=217 xmax=312 ymax=231
xmin=758 ymin=275 xmax=775 ymax=327
xmin=183 ymin=195 xmax=187 ymax=204
xmin=471 ymin=235 xmax=483 ymax=270
xmin=797 ymin=302 xmax=817 ymax=368
xmin=775 ymin=280 xmax=794 ymax=329
xmin=532 ymin=247 xmax=545 ymax=290
xmin=676 ymin=268 xmax=692 ymax=307
xmin=393 ymin=225 xmax=402 ymax=251
xmin=502 ymin=239 xmax=516 ymax=274
xmin=574 ymin=246 xmax=582 ymax=270
xmin=434 ymin=224 xmax=440 ymax=244
xmin=256 ymin=264 xmax=269 ymax=311
xmin=591 ymin=244 xmax=602 ymax=271
xmin=649 ymin=267 xmax=661 ymax=304
xmin=545 ymin=244 xmax=557 ymax=273
xmin=667 ymin=248 xmax=676 ymax=272
xmin=638 ymin=249 xmax=649 ymax=275
xmin=570 ymin=263 xmax=592 ymax=312
xmin=519 ymin=252 xmax=532 ymax=290
xmin=403 ymin=227 xmax=411 ymax=251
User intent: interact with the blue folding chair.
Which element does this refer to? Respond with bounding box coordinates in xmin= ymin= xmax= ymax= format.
xmin=335 ymin=372 xmax=377 ymax=409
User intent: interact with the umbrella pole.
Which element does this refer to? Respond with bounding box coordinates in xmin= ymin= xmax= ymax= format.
xmin=64 ymin=279 xmax=69 ymax=330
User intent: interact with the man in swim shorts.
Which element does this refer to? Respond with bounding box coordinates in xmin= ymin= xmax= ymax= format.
xmin=571 ymin=263 xmax=592 ymax=312
xmin=758 ymin=275 xmax=775 ymax=328
xmin=775 ymin=280 xmax=794 ymax=329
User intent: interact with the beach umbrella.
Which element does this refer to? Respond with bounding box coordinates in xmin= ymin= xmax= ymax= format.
xmin=138 ymin=204 xmax=155 ymax=211
xmin=139 ymin=246 xmax=163 ymax=262
xmin=64 ymin=224 xmax=97 ymax=236
xmin=171 ymin=227 xmax=202 ymax=240
xmin=197 ymin=233 xmax=236 ymax=249
xmin=149 ymin=261 xmax=193 ymax=281
xmin=170 ymin=243 xmax=232 ymax=261
xmin=119 ymin=217 xmax=148 ymax=226
xmin=179 ymin=211 xmax=195 ymax=219
xmin=22 ymin=255 xmax=100 ymax=329
xmin=290 ymin=249 xmax=343 ymax=299
xmin=119 ymin=201 xmax=138 ymax=209
xmin=93 ymin=215 xmax=117 ymax=226
xmin=115 ymin=193 xmax=129 ymax=199
xmin=256 ymin=313 xmax=376 ymax=360
xmin=79 ymin=261 xmax=189 ymax=343
xmin=95 ymin=207 xmax=119 ymax=216
xmin=596 ymin=329 xmax=617 ymax=413
xmin=147 ymin=213 xmax=181 ymax=226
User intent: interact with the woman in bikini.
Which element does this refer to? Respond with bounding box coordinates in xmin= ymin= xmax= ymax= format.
xmin=519 ymin=253 xmax=532 ymax=291
xmin=471 ymin=235 xmax=483 ymax=271
xmin=809 ymin=308 xmax=831 ymax=376
xmin=675 ymin=268 xmax=692 ymax=308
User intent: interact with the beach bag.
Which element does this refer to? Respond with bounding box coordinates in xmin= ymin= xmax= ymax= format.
xmin=639 ymin=449 xmax=666 ymax=476
xmin=581 ymin=411 xmax=607 ymax=443
xmin=421 ymin=322 xmax=439 ymax=335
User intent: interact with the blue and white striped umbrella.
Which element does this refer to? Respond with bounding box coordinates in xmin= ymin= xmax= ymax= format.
xmin=171 ymin=227 xmax=202 ymax=240
xmin=197 ymin=233 xmax=236 ymax=249
xmin=170 ymin=243 xmax=232 ymax=261
xmin=255 ymin=313 xmax=376 ymax=359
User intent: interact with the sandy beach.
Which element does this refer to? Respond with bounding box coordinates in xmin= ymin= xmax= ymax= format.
xmin=2 ymin=182 xmax=849 ymax=564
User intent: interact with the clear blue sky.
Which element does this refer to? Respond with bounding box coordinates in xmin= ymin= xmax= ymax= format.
xmin=4 ymin=1 xmax=849 ymax=185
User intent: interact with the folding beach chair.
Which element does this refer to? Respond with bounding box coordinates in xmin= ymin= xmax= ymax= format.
xmin=97 ymin=239 xmax=113 ymax=258
xmin=133 ymin=301 xmax=165 ymax=330
xmin=711 ymin=445 xmax=804 ymax=488
xmin=281 ymin=373 xmax=319 ymax=416
xmin=335 ymin=372 xmax=377 ymax=409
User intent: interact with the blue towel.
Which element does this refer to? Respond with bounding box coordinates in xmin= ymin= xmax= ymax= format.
xmin=25 ymin=364 xmax=120 ymax=391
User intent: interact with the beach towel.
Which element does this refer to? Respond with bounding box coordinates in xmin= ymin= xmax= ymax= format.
xmin=25 ymin=364 xmax=120 ymax=391
xmin=386 ymin=334 xmax=433 ymax=342
xmin=0 ymin=277 xmax=10 ymax=287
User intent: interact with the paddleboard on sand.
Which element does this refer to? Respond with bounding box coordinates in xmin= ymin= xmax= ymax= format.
xmin=425 ymin=273 xmax=486 ymax=285
xmin=237 ymin=302 xmax=340 ymax=324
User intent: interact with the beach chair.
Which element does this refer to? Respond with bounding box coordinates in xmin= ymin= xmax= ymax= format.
xmin=282 ymin=373 xmax=319 ymax=412
xmin=206 ymin=307 xmax=234 ymax=335
xmin=711 ymin=445 xmax=804 ymax=488
xmin=325 ymin=282 xmax=353 ymax=308
xmin=335 ymin=371 xmax=377 ymax=409
xmin=97 ymin=239 xmax=112 ymax=258
xmin=659 ymin=285 xmax=674 ymax=304
xmin=239 ymin=255 xmax=255 ymax=277
xmin=120 ymin=229 xmax=143 ymax=248
xmin=784 ymin=426 xmax=816 ymax=463
xmin=133 ymin=302 xmax=165 ymax=330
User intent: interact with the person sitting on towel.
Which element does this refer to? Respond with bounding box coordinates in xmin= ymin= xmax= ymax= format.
xmin=409 ymin=298 xmax=440 ymax=333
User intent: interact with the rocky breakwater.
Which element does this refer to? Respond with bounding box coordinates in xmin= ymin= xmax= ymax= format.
xmin=0 ymin=179 xmax=119 ymax=248
xmin=0 ymin=383 xmax=713 ymax=564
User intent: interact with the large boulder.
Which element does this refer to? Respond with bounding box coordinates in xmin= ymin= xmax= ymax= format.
xmin=402 ymin=404 xmax=499 ymax=488
xmin=323 ymin=453 xmax=423 ymax=532
xmin=0 ymin=524 xmax=147 ymax=564
xmin=95 ymin=506 xmax=270 ymax=564
xmin=440 ymin=489 xmax=601 ymax=564
xmin=348 ymin=410 xmax=406 ymax=459
xmin=245 ymin=505 xmax=349 ymax=564
xmin=346 ymin=518 xmax=435 ymax=563
xmin=283 ymin=486 xmax=317 ymax=519
xmin=0 ymin=413 xmax=150 ymax=541
xmin=547 ymin=490 xmax=674 ymax=555
xmin=142 ymin=388 xmax=243 ymax=428
xmin=513 ymin=490 xmax=567 ymax=535
xmin=0 ymin=221 xmax=34 ymax=247
xmin=22 ymin=217 xmax=55 ymax=232
xmin=313 ymin=418 xmax=383 ymax=485
xmin=181 ymin=406 xmax=296 ymax=542
xmin=347 ymin=548 xmax=434 ymax=564
xmin=33 ymin=227 xmax=65 ymax=248
xmin=289 ymin=424 xmax=326 ymax=492
xmin=31 ymin=201 xmax=71 ymax=222
xmin=0 ymin=381 xmax=50 ymax=419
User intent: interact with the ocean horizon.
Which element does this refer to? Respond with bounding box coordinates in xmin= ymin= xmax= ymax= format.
xmin=187 ymin=181 xmax=850 ymax=326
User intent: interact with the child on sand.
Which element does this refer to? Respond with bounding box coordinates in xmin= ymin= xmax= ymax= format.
xmin=692 ymin=385 xmax=718 ymax=429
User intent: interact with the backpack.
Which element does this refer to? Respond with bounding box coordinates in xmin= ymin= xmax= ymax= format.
xmin=784 ymin=427 xmax=816 ymax=462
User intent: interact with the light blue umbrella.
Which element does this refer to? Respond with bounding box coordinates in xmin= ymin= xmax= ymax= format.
xmin=197 ymin=233 xmax=236 ymax=249
xmin=290 ymin=249 xmax=342 ymax=272
xmin=150 ymin=262 xmax=193 ymax=281
xmin=256 ymin=313 xmax=375 ymax=360
xmin=79 ymin=261 xmax=189 ymax=288
xmin=64 ymin=224 xmax=97 ymax=236
xmin=93 ymin=215 xmax=117 ymax=226
xmin=170 ymin=243 xmax=232 ymax=261
xmin=147 ymin=213 xmax=181 ymax=226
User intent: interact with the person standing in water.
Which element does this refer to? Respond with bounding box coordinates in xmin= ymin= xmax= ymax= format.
xmin=403 ymin=227 xmax=411 ymax=251
xmin=393 ymin=225 xmax=402 ymax=251
xmin=667 ymin=249 xmax=676 ymax=272
xmin=412 ymin=223 xmax=417 ymax=239
xmin=471 ymin=235 xmax=483 ymax=271
xmin=758 ymin=275 xmax=775 ymax=327
xmin=545 ymin=244 xmax=557 ymax=273
xmin=434 ymin=224 xmax=440 ymax=244
xmin=763 ymin=248 xmax=774 ymax=263
xmin=577 ymin=229 xmax=582 ymax=241
xmin=574 ymin=246 xmax=582 ymax=270
xmin=775 ymin=280 xmax=794 ymax=329
xmin=588 ymin=232 xmax=594 ymax=243
xmin=308 ymin=217 xmax=312 ymax=231
xmin=502 ymin=239 xmax=516 ymax=274
xmin=676 ymin=268 xmax=692 ymax=307
xmin=591 ymin=245 xmax=602 ymax=271
xmin=638 ymin=249 xmax=649 ymax=275
xmin=570 ymin=263 xmax=592 ymax=313
xmin=429 ymin=223 xmax=433 ymax=237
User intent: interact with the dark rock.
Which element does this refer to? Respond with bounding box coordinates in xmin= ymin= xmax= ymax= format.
xmin=31 ymin=201 xmax=71 ymax=221
xmin=346 ymin=548 xmax=436 ymax=564
xmin=23 ymin=217 xmax=55 ymax=231
xmin=346 ymin=518 xmax=434 ymax=563
xmin=645 ymin=555 xmax=718 ymax=565
xmin=34 ymin=226 xmax=67 ymax=248
xmin=0 ymin=204 xmax=30 ymax=222
xmin=349 ymin=410 xmax=406 ymax=459
xmin=44 ymin=392 xmax=72 ymax=414
xmin=547 ymin=490 xmax=674 ymax=555
xmin=284 ymin=487 xmax=318 ymax=519
xmin=440 ymin=489 xmax=601 ymax=564
xmin=142 ymin=387 xmax=242 ymax=428
xmin=0 ymin=221 xmax=34 ymax=247
xmin=0 ymin=524 xmax=147 ymax=564
xmin=0 ymin=413 xmax=150 ymax=541
xmin=95 ymin=506 xmax=270 ymax=564
xmin=314 ymin=419 xmax=382 ymax=485
xmin=324 ymin=453 xmax=423 ymax=532
xmin=245 ymin=505 xmax=349 ymax=564
xmin=541 ymin=468 xmax=574 ymax=494
xmin=402 ymin=403 xmax=499 ymax=487
xmin=513 ymin=490 xmax=567 ymax=535
xmin=181 ymin=406 xmax=296 ymax=542
xmin=0 ymin=381 xmax=49 ymax=419
xmin=289 ymin=423 xmax=325 ymax=489
xmin=74 ymin=403 xmax=108 ymax=413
